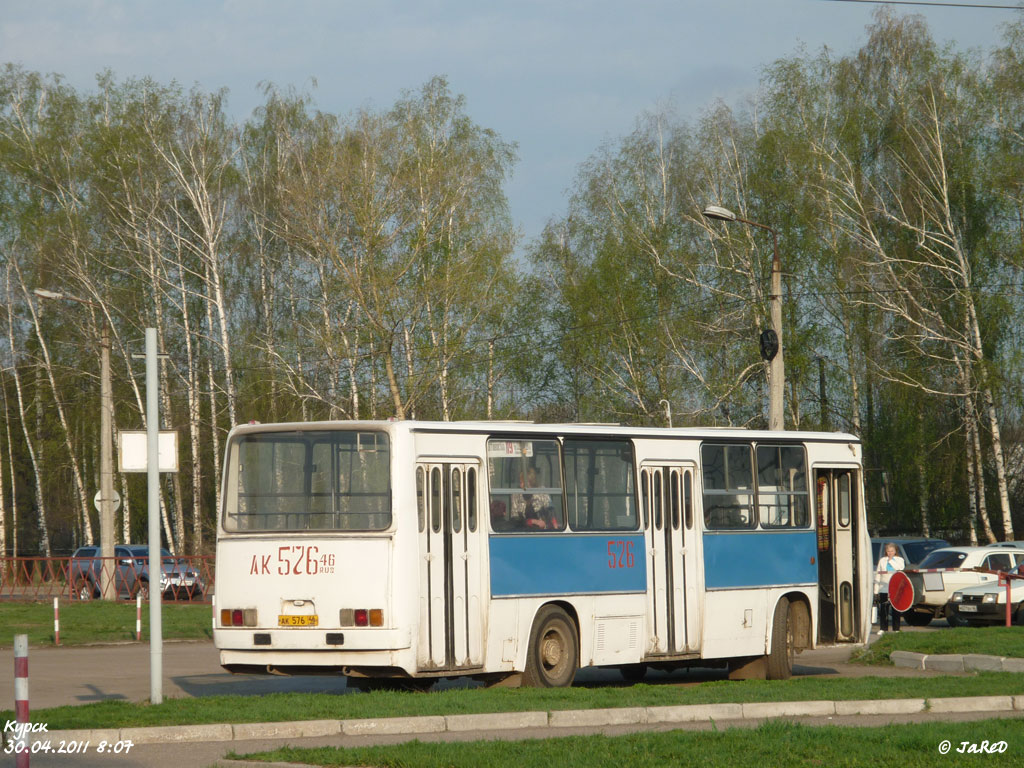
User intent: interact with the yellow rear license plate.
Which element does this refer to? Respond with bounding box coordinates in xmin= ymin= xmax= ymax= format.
xmin=278 ymin=614 xmax=319 ymax=627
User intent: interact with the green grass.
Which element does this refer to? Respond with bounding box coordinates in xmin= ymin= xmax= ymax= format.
xmin=0 ymin=601 xmax=211 ymax=647
xmin=852 ymin=626 xmax=1024 ymax=665
xmin=3 ymin=672 xmax=1022 ymax=731
xmin=236 ymin=719 xmax=1024 ymax=767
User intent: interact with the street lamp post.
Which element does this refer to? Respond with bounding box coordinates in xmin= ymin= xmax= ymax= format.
xmin=34 ymin=289 xmax=116 ymax=599
xmin=701 ymin=205 xmax=785 ymax=431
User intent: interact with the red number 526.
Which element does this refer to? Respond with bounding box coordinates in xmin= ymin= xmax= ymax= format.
xmin=607 ymin=540 xmax=634 ymax=569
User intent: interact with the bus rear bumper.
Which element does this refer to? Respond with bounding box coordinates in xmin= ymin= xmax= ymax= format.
xmin=219 ymin=647 xmax=412 ymax=675
xmin=214 ymin=626 xmax=411 ymax=652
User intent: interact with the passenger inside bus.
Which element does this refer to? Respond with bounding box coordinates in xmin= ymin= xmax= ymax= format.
xmin=514 ymin=466 xmax=561 ymax=530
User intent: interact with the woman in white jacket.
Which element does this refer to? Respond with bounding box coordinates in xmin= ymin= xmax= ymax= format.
xmin=875 ymin=542 xmax=906 ymax=632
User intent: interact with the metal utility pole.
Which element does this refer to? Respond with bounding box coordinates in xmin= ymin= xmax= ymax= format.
xmin=817 ymin=356 xmax=829 ymax=430
xmin=99 ymin=321 xmax=115 ymax=597
xmin=146 ymin=328 xmax=163 ymax=705
xmin=701 ymin=206 xmax=785 ymax=431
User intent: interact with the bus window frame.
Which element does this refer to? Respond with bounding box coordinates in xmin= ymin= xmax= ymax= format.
xmin=700 ymin=441 xmax=811 ymax=532
xmin=486 ymin=436 xmax=566 ymax=534
xmin=224 ymin=430 xmax=393 ymax=533
xmin=562 ymin=437 xmax=640 ymax=533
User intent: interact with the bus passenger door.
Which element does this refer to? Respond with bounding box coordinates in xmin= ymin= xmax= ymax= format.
xmin=815 ymin=468 xmax=859 ymax=643
xmin=642 ymin=465 xmax=697 ymax=655
xmin=417 ymin=463 xmax=484 ymax=671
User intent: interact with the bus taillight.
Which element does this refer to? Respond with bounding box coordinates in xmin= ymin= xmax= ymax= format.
xmin=220 ymin=608 xmax=257 ymax=627
xmin=340 ymin=608 xmax=384 ymax=627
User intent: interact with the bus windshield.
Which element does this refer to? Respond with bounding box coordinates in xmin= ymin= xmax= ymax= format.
xmin=223 ymin=430 xmax=391 ymax=532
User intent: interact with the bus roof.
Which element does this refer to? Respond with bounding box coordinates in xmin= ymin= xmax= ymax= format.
xmin=227 ymin=419 xmax=860 ymax=445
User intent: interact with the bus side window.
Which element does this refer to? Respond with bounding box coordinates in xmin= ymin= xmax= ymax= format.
xmin=467 ymin=467 xmax=477 ymax=532
xmin=452 ymin=468 xmax=462 ymax=533
xmin=641 ymin=469 xmax=650 ymax=529
xmin=701 ymin=443 xmax=755 ymax=530
xmin=486 ymin=438 xmax=562 ymax=533
xmin=430 ymin=467 xmax=442 ymax=533
xmin=416 ymin=466 xmax=426 ymax=532
xmin=756 ymin=445 xmax=808 ymax=529
xmin=683 ymin=470 xmax=693 ymax=530
xmin=563 ymin=439 xmax=637 ymax=531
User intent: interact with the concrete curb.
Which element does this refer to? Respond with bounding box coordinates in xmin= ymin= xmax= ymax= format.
xmin=890 ymin=651 xmax=1024 ymax=673
xmin=29 ymin=693 xmax=1024 ymax=746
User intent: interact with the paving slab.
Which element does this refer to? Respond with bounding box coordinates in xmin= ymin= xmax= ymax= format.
xmin=446 ymin=711 xmax=548 ymax=732
xmin=742 ymin=701 xmax=835 ymax=719
xmin=645 ymin=703 xmax=744 ymax=723
xmin=924 ymin=654 xmax=965 ymax=673
xmin=231 ymin=719 xmax=341 ymax=740
xmin=27 ymin=728 xmax=121 ymax=747
xmin=549 ymin=707 xmax=646 ymax=728
xmin=1002 ymin=657 xmax=1024 ymax=673
xmin=834 ymin=698 xmax=925 ymax=716
xmin=928 ymin=695 xmax=1015 ymax=714
xmin=890 ymin=650 xmax=926 ymax=669
xmin=963 ymin=654 xmax=1004 ymax=672
xmin=119 ymin=723 xmax=234 ymax=744
xmin=341 ymin=715 xmax=445 ymax=736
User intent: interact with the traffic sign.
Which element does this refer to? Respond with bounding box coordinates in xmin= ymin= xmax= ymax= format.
xmin=888 ymin=571 xmax=915 ymax=613
xmin=93 ymin=489 xmax=122 ymax=513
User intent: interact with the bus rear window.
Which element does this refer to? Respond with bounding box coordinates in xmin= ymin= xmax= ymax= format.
xmin=224 ymin=431 xmax=391 ymax=532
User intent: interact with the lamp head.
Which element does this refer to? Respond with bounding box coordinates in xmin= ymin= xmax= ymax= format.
xmin=701 ymin=205 xmax=737 ymax=222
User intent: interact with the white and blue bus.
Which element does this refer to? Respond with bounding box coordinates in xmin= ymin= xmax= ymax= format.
xmin=214 ymin=421 xmax=870 ymax=686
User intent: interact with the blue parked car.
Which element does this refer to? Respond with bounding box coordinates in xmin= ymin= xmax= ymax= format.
xmin=70 ymin=545 xmax=205 ymax=600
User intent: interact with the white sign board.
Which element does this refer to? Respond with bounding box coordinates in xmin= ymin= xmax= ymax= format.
xmin=119 ymin=430 xmax=179 ymax=473
xmin=486 ymin=440 xmax=534 ymax=459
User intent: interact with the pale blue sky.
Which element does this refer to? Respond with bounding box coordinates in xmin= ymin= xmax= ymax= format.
xmin=2 ymin=1 xmax=1016 ymax=248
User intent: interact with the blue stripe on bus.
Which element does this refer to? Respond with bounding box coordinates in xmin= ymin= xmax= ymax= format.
xmin=702 ymin=531 xmax=817 ymax=589
xmin=489 ymin=534 xmax=646 ymax=597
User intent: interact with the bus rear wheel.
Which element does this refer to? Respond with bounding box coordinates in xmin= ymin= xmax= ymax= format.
xmin=766 ymin=597 xmax=794 ymax=680
xmin=523 ymin=606 xmax=578 ymax=688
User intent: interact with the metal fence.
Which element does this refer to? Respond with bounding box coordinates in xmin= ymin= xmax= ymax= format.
xmin=0 ymin=555 xmax=214 ymax=603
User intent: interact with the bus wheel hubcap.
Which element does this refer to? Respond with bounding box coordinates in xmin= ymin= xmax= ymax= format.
xmin=542 ymin=633 xmax=563 ymax=667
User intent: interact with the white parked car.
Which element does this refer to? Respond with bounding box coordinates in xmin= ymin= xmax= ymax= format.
xmin=896 ymin=545 xmax=1024 ymax=627
xmin=950 ymin=562 xmax=1024 ymax=626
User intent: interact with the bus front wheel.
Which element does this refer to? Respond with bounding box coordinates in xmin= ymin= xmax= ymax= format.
xmin=766 ymin=597 xmax=794 ymax=680
xmin=523 ymin=606 xmax=578 ymax=688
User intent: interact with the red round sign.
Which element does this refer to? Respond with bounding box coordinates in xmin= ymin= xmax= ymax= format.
xmin=888 ymin=571 xmax=915 ymax=613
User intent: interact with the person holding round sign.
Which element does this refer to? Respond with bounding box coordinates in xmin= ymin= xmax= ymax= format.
xmin=875 ymin=542 xmax=906 ymax=633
